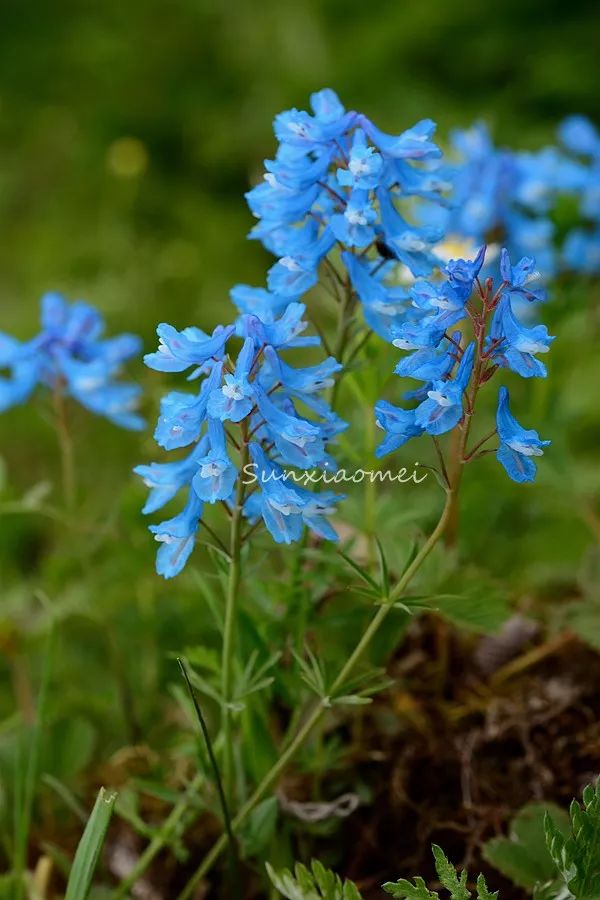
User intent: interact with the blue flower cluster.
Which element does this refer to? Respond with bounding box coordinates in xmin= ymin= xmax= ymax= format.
xmin=241 ymin=88 xmax=449 ymax=340
xmin=423 ymin=119 xmax=600 ymax=278
xmin=558 ymin=116 xmax=600 ymax=274
xmin=136 ymin=303 xmax=347 ymax=577
xmin=375 ymin=246 xmax=553 ymax=483
xmin=0 ymin=293 xmax=144 ymax=429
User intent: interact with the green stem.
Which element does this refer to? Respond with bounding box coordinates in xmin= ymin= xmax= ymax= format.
xmin=178 ymin=659 xmax=240 ymax=892
xmin=329 ymin=279 xmax=357 ymax=408
xmin=177 ymin=490 xmax=454 ymax=899
xmin=52 ymin=387 xmax=76 ymax=511
xmin=221 ymin=439 xmax=248 ymax=808
xmin=115 ymin=442 xmax=250 ymax=899
xmin=113 ymin=773 xmax=204 ymax=898
xmin=444 ymin=315 xmax=486 ymax=547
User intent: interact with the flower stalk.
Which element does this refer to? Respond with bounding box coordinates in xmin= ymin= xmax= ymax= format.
xmin=221 ymin=434 xmax=248 ymax=807
xmin=52 ymin=385 xmax=77 ymax=511
xmin=177 ymin=488 xmax=454 ymax=898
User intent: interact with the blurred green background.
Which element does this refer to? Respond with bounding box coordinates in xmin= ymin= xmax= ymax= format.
xmin=0 ymin=0 xmax=599 ymax=885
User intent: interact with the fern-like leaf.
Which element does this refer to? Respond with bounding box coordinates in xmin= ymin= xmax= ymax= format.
xmin=475 ymin=874 xmax=499 ymax=900
xmin=382 ymin=876 xmax=438 ymax=899
xmin=383 ymin=845 xmax=498 ymax=899
xmin=432 ymin=845 xmax=470 ymax=899
xmin=267 ymin=860 xmax=362 ymax=900
xmin=545 ymin=778 xmax=600 ymax=899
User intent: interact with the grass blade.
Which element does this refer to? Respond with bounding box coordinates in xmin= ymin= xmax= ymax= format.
xmin=13 ymin=622 xmax=54 ymax=899
xmin=64 ymin=787 xmax=117 ymax=900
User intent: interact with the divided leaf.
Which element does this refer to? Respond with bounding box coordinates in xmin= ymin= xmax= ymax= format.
xmin=267 ymin=860 xmax=362 ymax=899
xmin=545 ymin=779 xmax=600 ymax=899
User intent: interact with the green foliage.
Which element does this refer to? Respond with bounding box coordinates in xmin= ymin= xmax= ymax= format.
xmin=267 ymin=859 xmax=363 ymax=900
xmin=240 ymin=796 xmax=278 ymax=858
xmin=545 ymin=780 xmax=600 ymax=899
xmin=64 ymin=787 xmax=117 ymax=900
xmin=383 ymin=845 xmax=497 ymax=899
xmin=483 ymin=802 xmax=570 ymax=889
xmin=0 ymin=1 xmax=598 ymax=896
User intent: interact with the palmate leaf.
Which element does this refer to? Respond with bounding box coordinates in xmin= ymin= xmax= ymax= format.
xmin=545 ymin=779 xmax=600 ymax=899
xmin=267 ymin=860 xmax=362 ymax=899
xmin=483 ymin=802 xmax=570 ymax=889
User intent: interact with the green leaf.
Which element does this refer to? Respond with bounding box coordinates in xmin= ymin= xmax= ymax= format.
xmin=483 ymin=802 xmax=570 ymax=889
xmin=267 ymin=859 xmax=363 ymax=899
xmin=433 ymin=590 xmax=509 ymax=633
xmin=240 ymin=796 xmax=278 ymax=858
xmin=475 ymin=874 xmax=498 ymax=900
xmin=384 ymin=846 xmax=499 ymax=899
xmin=432 ymin=844 xmax=470 ymax=899
xmin=338 ymin=550 xmax=379 ymax=592
xmin=294 ymin=645 xmax=328 ymax=699
xmin=565 ymin=601 xmax=600 ymax=652
xmin=545 ymin=778 xmax=600 ymax=899
xmin=64 ymin=787 xmax=117 ymax=900
xmin=375 ymin=538 xmax=390 ymax=597
xmin=382 ymin=876 xmax=437 ymax=899
xmin=331 ymin=694 xmax=373 ymax=706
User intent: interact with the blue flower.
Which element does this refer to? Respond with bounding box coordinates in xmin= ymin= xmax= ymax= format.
xmin=273 ymin=89 xmax=355 ymax=149
xmin=144 ymin=323 xmax=233 ymax=373
xmin=261 ymin=345 xmax=341 ymax=397
xmin=563 ymin=227 xmax=600 ymax=274
xmin=414 ymin=342 xmax=475 ymax=435
xmin=559 ymin=116 xmax=600 ymax=158
xmin=0 ymin=293 xmax=143 ymax=429
xmin=409 ymin=280 xmax=467 ymax=330
xmin=330 ymin=190 xmax=377 ymax=248
xmin=134 ymin=438 xmax=209 ymax=515
xmin=359 ymin=117 xmax=441 ymax=160
xmin=375 ymin=246 xmax=553 ymax=487
xmin=342 ymin=252 xmax=410 ymax=338
xmin=437 ymin=118 xmax=600 ymax=278
xmin=499 ymin=249 xmax=547 ymax=303
xmin=496 ymin=387 xmax=550 ymax=483
xmin=254 ymin=384 xmax=326 ymax=468
xmin=230 ymin=284 xmax=290 ymax=318
xmin=241 ymin=89 xmax=448 ymax=337
xmin=138 ymin=301 xmax=346 ymax=576
xmin=489 ymin=296 xmax=554 ymax=378
xmin=374 ymin=402 xmax=423 ymax=456
xmin=149 ymin=491 xmax=204 ymax=579
xmin=192 ymin=419 xmax=237 ymax=502
xmin=267 ymin=230 xmax=335 ymax=297
xmin=207 ymin=337 xmax=255 ymax=422
xmin=244 ymin=443 xmax=343 ymax=544
xmin=154 ymin=362 xmax=222 ymax=450
xmin=394 ymin=336 xmax=459 ymax=382
xmin=378 ymin=190 xmax=442 ymax=276
xmin=337 ymin=129 xmax=383 ymax=190
xmin=0 ymin=334 xmax=40 ymax=412
xmin=444 ymin=245 xmax=486 ymax=300
xmin=390 ymin=319 xmax=446 ymax=352
xmin=238 ymin=302 xmax=320 ymax=350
